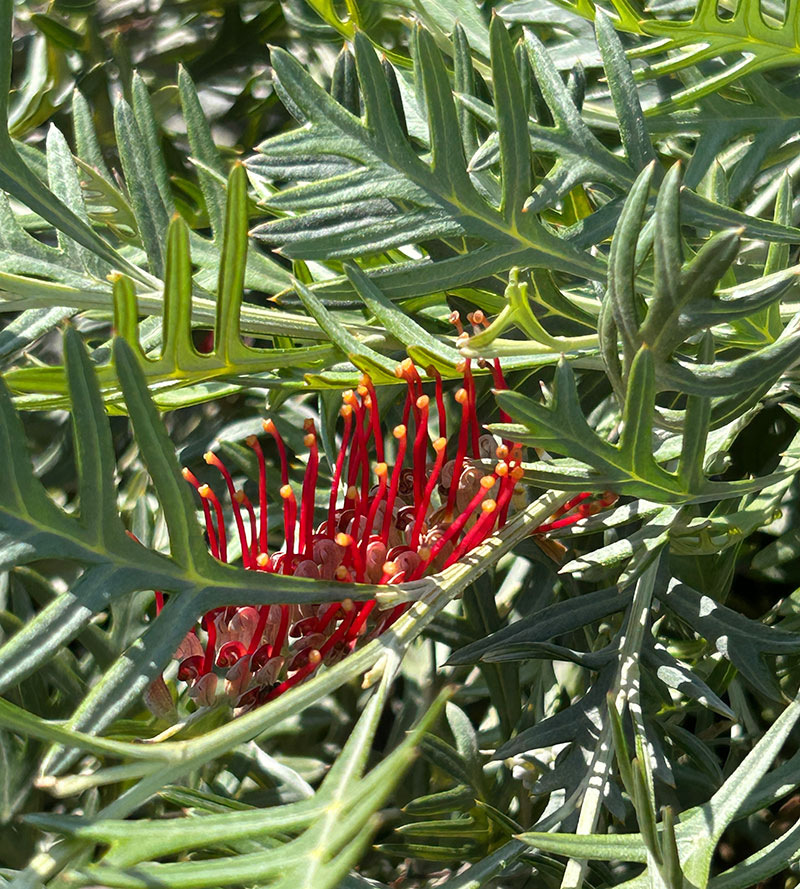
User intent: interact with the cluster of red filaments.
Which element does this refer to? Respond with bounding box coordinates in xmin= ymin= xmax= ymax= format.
xmin=166 ymin=347 xmax=615 ymax=712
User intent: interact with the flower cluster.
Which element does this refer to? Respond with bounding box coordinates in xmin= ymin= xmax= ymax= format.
xmin=162 ymin=340 xmax=614 ymax=713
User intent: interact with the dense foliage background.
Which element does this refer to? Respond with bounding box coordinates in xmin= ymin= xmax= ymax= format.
xmin=3 ymin=0 xmax=800 ymax=887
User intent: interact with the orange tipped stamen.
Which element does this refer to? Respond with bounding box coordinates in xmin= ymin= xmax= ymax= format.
xmin=264 ymin=419 xmax=290 ymax=487
xmin=413 ymin=473 xmax=497 ymax=580
xmin=183 ymin=468 xmax=220 ymax=558
xmin=336 ymin=532 xmax=364 ymax=580
xmin=205 ymin=451 xmax=252 ymax=569
xmin=412 ymin=392 xmax=430 ymax=504
xmin=279 ymin=484 xmax=297 ymax=569
xmin=428 ymin=366 xmax=447 ymax=440
xmin=198 ymin=483 xmax=227 ymax=562
xmin=444 ymin=479 xmax=515 ymax=569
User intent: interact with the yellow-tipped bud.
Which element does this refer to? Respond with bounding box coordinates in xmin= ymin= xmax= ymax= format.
xmin=335 ymin=532 xmax=352 ymax=548
xmin=280 ymin=484 xmax=294 ymax=500
xmin=481 ymin=499 xmax=497 ymax=513
xmin=433 ymin=437 xmax=447 ymax=452
xmin=393 ymin=424 xmax=406 ymax=439
xmin=416 ymin=394 xmax=429 ymax=410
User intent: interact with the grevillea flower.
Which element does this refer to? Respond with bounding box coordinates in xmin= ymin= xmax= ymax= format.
xmin=162 ymin=325 xmax=615 ymax=714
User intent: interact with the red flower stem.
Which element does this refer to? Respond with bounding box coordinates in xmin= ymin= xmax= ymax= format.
xmin=246 ymin=435 xmax=269 ymax=556
xmin=299 ymin=426 xmax=319 ymax=559
xmin=328 ymin=405 xmax=353 ymax=534
xmin=462 ymin=360 xmax=481 ymax=458
xmin=360 ymin=464 xmax=388 ymax=561
xmin=263 ymin=419 xmax=289 ymax=487
xmin=318 ymin=607 xmax=356 ymax=658
xmin=554 ymin=492 xmax=593 ymax=518
xmin=360 ymin=374 xmax=384 ymax=462
xmin=344 ymin=392 xmax=365 ymax=495
xmin=270 ymin=604 xmax=290 ymax=658
xmin=489 ymin=358 xmax=512 ymax=426
xmin=236 ymin=491 xmax=258 ymax=564
xmin=315 ymin=601 xmax=343 ymax=634
xmin=266 ymin=653 xmax=320 ymax=700
xmin=410 ymin=437 xmax=446 ymax=551
xmin=346 ymin=599 xmax=376 ymax=643
xmin=381 ymin=425 xmax=408 ymax=540
xmin=248 ymin=606 xmax=271 ymax=655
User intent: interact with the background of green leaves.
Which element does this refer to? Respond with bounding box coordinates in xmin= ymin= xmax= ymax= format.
xmin=3 ymin=0 xmax=800 ymax=887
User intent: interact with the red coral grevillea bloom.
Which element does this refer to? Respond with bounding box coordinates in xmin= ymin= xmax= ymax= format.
xmin=163 ymin=343 xmax=615 ymax=714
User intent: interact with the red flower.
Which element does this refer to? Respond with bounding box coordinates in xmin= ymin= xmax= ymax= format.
xmin=159 ymin=338 xmax=614 ymax=714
